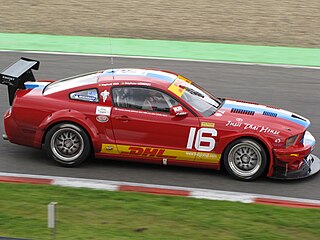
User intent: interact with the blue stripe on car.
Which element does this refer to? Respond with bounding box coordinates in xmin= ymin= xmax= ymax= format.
xmin=223 ymin=101 xmax=309 ymax=128
xmin=101 ymin=70 xmax=176 ymax=82
xmin=25 ymin=84 xmax=39 ymax=89
xmin=24 ymin=82 xmax=49 ymax=90
xmin=101 ymin=70 xmax=115 ymax=76
xmin=146 ymin=72 xmax=175 ymax=82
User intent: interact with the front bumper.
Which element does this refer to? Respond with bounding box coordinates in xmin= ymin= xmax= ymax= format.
xmin=271 ymin=154 xmax=320 ymax=180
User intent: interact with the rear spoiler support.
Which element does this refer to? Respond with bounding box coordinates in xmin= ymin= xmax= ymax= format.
xmin=0 ymin=57 xmax=40 ymax=105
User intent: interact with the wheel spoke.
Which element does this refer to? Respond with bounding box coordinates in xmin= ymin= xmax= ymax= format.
xmin=50 ymin=127 xmax=85 ymax=163
xmin=227 ymin=141 xmax=263 ymax=178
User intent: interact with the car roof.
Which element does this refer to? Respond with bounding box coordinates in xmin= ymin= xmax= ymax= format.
xmin=98 ymin=68 xmax=179 ymax=88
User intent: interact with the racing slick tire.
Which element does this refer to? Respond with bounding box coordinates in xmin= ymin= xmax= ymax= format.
xmin=223 ymin=138 xmax=267 ymax=181
xmin=44 ymin=123 xmax=91 ymax=166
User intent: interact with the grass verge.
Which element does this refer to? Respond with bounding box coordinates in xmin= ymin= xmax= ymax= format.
xmin=1 ymin=182 xmax=320 ymax=240
xmin=0 ymin=33 xmax=320 ymax=66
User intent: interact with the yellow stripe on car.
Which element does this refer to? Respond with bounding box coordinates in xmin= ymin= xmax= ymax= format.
xmin=101 ymin=144 xmax=220 ymax=163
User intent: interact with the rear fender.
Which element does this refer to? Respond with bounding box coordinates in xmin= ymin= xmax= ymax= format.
xmin=37 ymin=109 xmax=101 ymax=151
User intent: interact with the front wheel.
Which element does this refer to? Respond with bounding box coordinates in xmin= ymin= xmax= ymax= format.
xmin=44 ymin=123 xmax=91 ymax=166
xmin=223 ymin=138 xmax=267 ymax=181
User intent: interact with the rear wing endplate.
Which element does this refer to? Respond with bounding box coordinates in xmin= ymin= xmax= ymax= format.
xmin=0 ymin=57 xmax=40 ymax=105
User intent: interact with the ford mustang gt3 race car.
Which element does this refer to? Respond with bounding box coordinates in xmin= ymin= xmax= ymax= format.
xmin=1 ymin=58 xmax=319 ymax=180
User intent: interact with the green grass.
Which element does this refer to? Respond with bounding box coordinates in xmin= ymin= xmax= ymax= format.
xmin=0 ymin=183 xmax=319 ymax=240
xmin=1 ymin=33 xmax=320 ymax=66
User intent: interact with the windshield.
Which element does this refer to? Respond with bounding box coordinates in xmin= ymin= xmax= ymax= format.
xmin=43 ymin=72 xmax=99 ymax=95
xmin=168 ymin=76 xmax=221 ymax=116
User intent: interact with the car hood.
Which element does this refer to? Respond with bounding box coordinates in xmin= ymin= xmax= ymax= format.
xmin=218 ymin=99 xmax=310 ymax=129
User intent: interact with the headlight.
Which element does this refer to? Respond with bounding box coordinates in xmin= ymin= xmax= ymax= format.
xmin=303 ymin=131 xmax=316 ymax=149
xmin=285 ymin=135 xmax=298 ymax=148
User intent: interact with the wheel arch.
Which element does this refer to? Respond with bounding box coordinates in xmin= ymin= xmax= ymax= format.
xmin=39 ymin=109 xmax=101 ymax=152
xmin=44 ymin=121 xmax=93 ymax=166
xmin=42 ymin=121 xmax=94 ymax=151
xmin=220 ymin=135 xmax=273 ymax=177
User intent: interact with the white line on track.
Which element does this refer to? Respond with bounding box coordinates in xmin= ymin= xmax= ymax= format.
xmin=1 ymin=50 xmax=319 ymax=70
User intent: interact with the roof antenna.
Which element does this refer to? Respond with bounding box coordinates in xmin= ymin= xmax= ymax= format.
xmin=109 ymin=33 xmax=114 ymax=80
xmin=108 ymin=34 xmax=114 ymax=78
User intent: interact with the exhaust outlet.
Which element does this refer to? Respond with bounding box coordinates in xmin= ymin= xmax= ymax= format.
xmin=2 ymin=134 xmax=8 ymax=141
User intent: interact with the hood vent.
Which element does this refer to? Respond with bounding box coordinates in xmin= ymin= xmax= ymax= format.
xmin=291 ymin=114 xmax=306 ymax=121
xmin=231 ymin=108 xmax=255 ymax=115
xmin=263 ymin=111 xmax=277 ymax=117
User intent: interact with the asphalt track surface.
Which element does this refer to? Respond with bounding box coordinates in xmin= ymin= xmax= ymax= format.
xmin=0 ymin=52 xmax=320 ymax=200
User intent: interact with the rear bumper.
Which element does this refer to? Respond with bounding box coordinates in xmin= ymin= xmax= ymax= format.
xmin=271 ymin=154 xmax=320 ymax=180
xmin=3 ymin=107 xmax=42 ymax=148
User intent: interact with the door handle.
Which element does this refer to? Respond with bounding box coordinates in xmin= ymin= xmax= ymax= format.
xmin=115 ymin=115 xmax=130 ymax=122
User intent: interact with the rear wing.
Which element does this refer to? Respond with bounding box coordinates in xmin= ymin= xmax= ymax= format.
xmin=0 ymin=57 xmax=40 ymax=105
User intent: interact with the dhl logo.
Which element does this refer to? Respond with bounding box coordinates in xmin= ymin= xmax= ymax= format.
xmin=100 ymin=144 xmax=221 ymax=163
xmin=121 ymin=147 xmax=177 ymax=159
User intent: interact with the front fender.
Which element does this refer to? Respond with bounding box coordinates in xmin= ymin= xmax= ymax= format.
xmin=219 ymin=131 xmax=275 ymax=177
xmin=35 ymin=109 xmax=101 ymax=151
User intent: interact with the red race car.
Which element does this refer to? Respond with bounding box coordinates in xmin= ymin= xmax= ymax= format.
xmin=1 ymin=58 xmax=319 ymax=180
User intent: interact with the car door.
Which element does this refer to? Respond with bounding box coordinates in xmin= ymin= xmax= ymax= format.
xmin=110 ymin=86 xmax=200 ymax=163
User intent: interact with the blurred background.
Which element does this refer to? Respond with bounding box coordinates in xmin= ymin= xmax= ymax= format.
xmin=0 ymin=0 xmax=319 ymax=47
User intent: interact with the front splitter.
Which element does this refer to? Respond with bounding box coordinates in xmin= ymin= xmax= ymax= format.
xmin=270 ymin=154 xmax=320 ymax=180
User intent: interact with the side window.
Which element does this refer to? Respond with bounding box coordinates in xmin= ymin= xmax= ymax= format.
xmin=70 ymin=88 xmax=99 ymax=102
xmin=112 ymin=87 xmax=179 ymax=113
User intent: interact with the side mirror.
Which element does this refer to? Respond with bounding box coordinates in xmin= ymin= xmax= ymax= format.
xmin=170 ymin=105 xmax=188 ymax=116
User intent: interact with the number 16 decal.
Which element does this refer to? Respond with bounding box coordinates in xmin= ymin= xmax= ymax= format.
xmin=187 ymin=127 xmax=217 ymax=152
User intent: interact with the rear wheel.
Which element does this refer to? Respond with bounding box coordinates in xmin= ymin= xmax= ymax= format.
xmin=44 ymin=123 xmax=91 ymax=166
xmin=223 ymin=138 xmax=267 ymax=181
